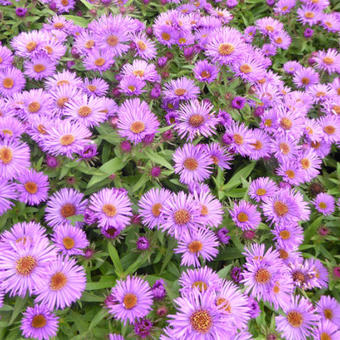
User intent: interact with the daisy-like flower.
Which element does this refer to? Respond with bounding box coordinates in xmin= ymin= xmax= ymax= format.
xmin=193 ymin=60 xmax=219 ymax=83
xmin=45 ymin=188 xmax=88 ymax=228
xmin=21 ymin=304 xmax=59 ymax=340
xmin=0 ymin=116 xmax=24 ymax=140
xmin=313 ymin=193 xmax=335 ymax=215
xmin=16 ymin=169 xmax=49 ymax=206
xmin=0 ymin=179 xmax=17 ymax=215
xmin=192 ymin=186 xmax=223 ymax=228
xmin=55 ymin=0 xmax=75 ymax=13
xmin=138 ymin=188 xmax=172 ymax=229
xmin=298 ymin=149 xmax=321 ymax=182
xmin=163 ymin=77 xmax=200 ymax=104
xmin=119 ymin=75 xmax=146 ymax=97
xmin=248 ymin=128 xmax=272 ymax=160
xmin=315 ymin=49 xmax=340 ymax=74
xmin=0 ymin=45 xmax=13 ymax=70
xmin=316 ymin=296 xmax=340 ymax=327
xmin=52 ymin=224 xmax=89 ymax=256
xmin=179 ymin=266 xmax=223 ymax=295
xmin=173 ymin=144 xmax=212 ymax=185
xmin=42 ymin=119 xmax=92 ymax=158
xmin=284 ymin=60 xmax=302 ymax=74
xmin=248 ymin=177 xmax=278 ymax=202
xmin=229 ymin=200 xmax=261 ymax=231
xmin=122 ymin=60 xmax=160 ymax=83
xmin=275 ymin=296 xmax=319 ymax=340
xmin=272 ymin=223 xmax=304 ymax=250
xmin=132 ymin=33 xmax=157 ymax=60
xmin=215 ymin=280 xmax=250 ymax=330
xmin=262 ymin=189 xmax=302 ymax=224
xmin=270 ymin=31 xmax=291 ymax=50
xmin=232 ymin=54 xmax=265 ymax=83
xmin=274 ymin=0 xmax=296 ymax=15
xmin=108 ymin=276 xmax=153 ymax=325
xmin=320 ymin=13 xmax=340 ymax=32
xmin=24 ymin=54 xmax=56 ymax=80
xmin=307 ymin=84 xmax=335 ymax=104
xmin=175 ymin=100 xmax=218 ymax=141
xmin=315 ymin=321 xmax=340 ymax=340
xmin=174 ymin=228 xmax=219 ymax=267
xmin=0 ymin=67 xmax=26 ymax=96
xmin=160 ymin=191 xmax=202 ymax=239
xmin=276 ymin=160 xmax=305 ymax=186
xmin=35 ymin=255 xmax=86 ymax=310
xmin=117 ymin=98 xmax=159 ymax=145
xmin=83 ymin=48 xmax=115 ymax=73
xmin=293 ymin=67 xmax=319 ymax=89
xmin=64 ymin=94 xmax=106 ymax=128
xmin=270 ymin=135 xmax=300 ymax=162
xmin=305 ymin=258 xmax=328 ymax=289
xmin=0 ymin=221 xmax=47 ymax=251
xmin=168 ymin=289 xmax=233 ymax=338
xmin=303 ymin=118 xmax=323 ymax=143
xmin=89 ymin=188 xmax=132 ymax=229
xmin=297 ymin=5 xmax=322 ymax=26
xmin=255 ymin=17 xmax=284 ymax=36
xmin=205 ymin=27 xmax=247 ymax=65
xmin=74 ymin=30 xmax=96 ymax=55
xmin=45 ymin=70 xmax=82 ymax=90
xmin=83 ymin=78 xmax=109 ymax=97
xmin=0 ymin=239 xmax=56 ymax=297
xmin=0 ymin=139 xmax=30 ymax=180
xmin=204 ymin=143 xmax=233 ymax=170
xmin=318 ymin=115 xmax=340 ymax=143
xmin=224 ymin=122 xmax=255 ymax=157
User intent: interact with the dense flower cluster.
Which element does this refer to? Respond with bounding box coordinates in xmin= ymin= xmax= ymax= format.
xmin=0 ymin=0 xmax=339 ymax=339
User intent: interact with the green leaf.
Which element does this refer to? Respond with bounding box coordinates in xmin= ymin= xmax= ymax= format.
xmin=63 ymin=15 xmax=89 ymax=27
xmin=108 ymin=243 xmax=123 ymax=276
xmin=9 ymin=295 xmax=27 ymax=325
xmin=304 ymin=215 xmax=323 ymax=244
xmin=223 ymin=161 xmax=256 ymax=191
xmin=144 ymin=150 xmax=173 ymax=170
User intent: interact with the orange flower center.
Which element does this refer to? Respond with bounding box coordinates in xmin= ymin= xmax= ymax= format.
xmin=33 ymin=64 xmax=46 ymax=73
xmin=123 ymin=293 xmax=138 ymax=309
xmin=279 ymin=142 xmax=290 ymax=155
xmin=78 ymin=106 xmax=92 ymax=117
xmin=151 ymin=203 xmax=162 ymax=217
xmin=183 ymin=157 xmax=198 ymax=170
xmin=274 ymin=201 xmax=288 ymax=217
xmin=16 ymin=256 xmax=37 ymax=275
xmin=192 ymin=281 xmax=207 ymax=292
xmin=26 ymin=41 xmax=37 ymax=52
xmin=130 ymin=121 xmax=145 ymax=134
xmin=50 ymin=272 xmax=68 ymax=290
xmin=188 ymin=240 xmax=203 ymax=253
xmin=0 ymin=147 xmax=13 ymax=164
xmin=240 ymin=64 xmax=252 ymax=74
xmin=190 ymin=310 xmax=212 ymax=334
xmin=324 ymin=308 xmax=333 ymax=320
xmin=175 ymin=88 xmax=187 ymax=96
xmin=24 ymin=181 xmax=38 ymax=194
xmin=323 ymin=125 xmax=335 ymax=135
xmin=60 ymin=203 xmax=76 ymax=218
xmin=302 ymin=77 xmax=310 ymax=85
xmin=285 ymin=170 xmax=295 ymax=179
xmin=218 ymin=43 xmax=235 ymax=56
xmin=63 ymin=237 xmax=75 ymax=250
xmin=28 ymin=102 xmax=41 ymax=113
xmin=279 ymin=230 xmax=290 ymax=240
xmin=57 ymin=97 xmax=69 ymax=108
xmin=189 ymin=114 xmax=204 ymax=127
xmin=60 ymin=134 xmax=75 ymax=146
xmin=102 ymin=204 xmax=117 ymax=217
xmin=201 ymin=70 xmax=210 ymax=78
xmin=304 ymin=11 xmax=315 ymax=19
xmin=256 ymin=188 xmax=266 ymax=196
xmin=255 ymin=268 xmax=271 ymax=284
xmin=85 ymin=40 xmax=95 ymax=49
xmin=31 ymin=315 xmax=47 ymax=329
xmin=107 ymin=35 xmax=119 ymax=47
xmin=216 ymin=297 xmax=232 ymax=312
xmin=323 ymin=57 xmax=334 ymax=65
xmin=94 ymin=58 xmax=105 ymax=67
xmin=161 ymin=32 xmax=171 ymax=41
xmin=237 ymin=212 xmax=248 ymax=222
xmin=87 ymin=85 xmax=97 ymax=92
xmin=174 ymin=209 xmax=191 ymax=225
xmin=287 ymin=311 xmax=303 ymax=327
xmin=280 ymin=118 xmax=292 ymax=130
xmin=3 ymin=78 xmax=14 ymax=89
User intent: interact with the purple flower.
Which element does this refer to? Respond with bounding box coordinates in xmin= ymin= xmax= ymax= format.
xmin=136 ymin=236 xmax=150 ymax=251
xmin=152 ymin=279 xmax=166 ymax=300
xmin=80 ymin=144 xmax=98 ymax=160
xmin=231 ymin=266 xmax=244 ymax=284
xmin=150 ymin=166 xmax=161 ymax=177
xmin=248 ymin=296 xmax=261 ymax=318
xmin=231 ymin=96 xmax=246 ymax=109
xmin=304 ymin=28 xmax=314 ymax=38
xmin=16 ymin=8 xmax=27 ymax=17
xmin=134 ymin=318 xmax=153 ymax=338
xmin=216 ymin=227 xmax=230 ymax=244
xmin=157 ymin=56 xmax=168 ymax=67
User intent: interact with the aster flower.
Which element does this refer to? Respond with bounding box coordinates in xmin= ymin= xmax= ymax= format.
xmin=305 ymin=258 xmax=328 ymax=289
xmin=175 ymin=228 xmax=219 ymax=267
xmin=89 ymin=188 xmax=132 ymax=229
xmin=132 ymin=33 xmax=157 ymax=60
xmin=117 ymin=98 xmax=159 ymax=145
xmin=138 ymin=188 xmax=172 ymax=229
xmin=83 ymin=48 xmax=115 ymax=73
xmin=55 ymin=0 xmax=75 ymax=13
xmin=315 ymin=321 xmax=340 ymax=340
xmin=205 ymin=27 xmax=247 ymax=65
xmin=284 ymin=61 xmax=302 ymax=74
xmin=52 ymin=224 xmax=89 ymax=256
xmin=298 ymin=149 xmax=321 ymax=182
xmin=21 ymin=304 xmax=59 ymax=340
xmin=0 ymin=139 xmax=30 ymax=180
xmin=45 ymin=70 xmax=82 ymax=90
xmin=108 ymin=276 xmax=153 ymax=325
xmin=122 ymin=60 xmax=161 ymax=83
xmin=0 ymin=67 xmax=26 ymax=96
xmin=204 ymin=143 xmax=233 ymax=170
xmin=297 ymin=5 xmax=322 ymax=26
xmin=0 ymin=45 xmax=13 ymax=70
xmin=272 ymin=223 xmax=304 ymax=250
xmin=223 ymin=122 xmax=255 ymax=157
xmin=0 ymin=116 xmax=24 ymax=140
xmin=248 ymin=128 xmax=272 ymax=160
xmin=45 ymin=188 xmax=88 ymax=228
xmin=271 ymin=135 xmax=300 ymax=162
xmin=232 ymin=54 xmax=265 ymax=83
xmin=119 ymin=75 xmax=146 ymax=96
xmin=248 ymin=177 xmax=278 ymax=202
xmin=163 ymin=77 xmax=200 ymax=104
xmin=35 ymin=255 xmax=86 ymax=310
xmin=192 ymin=186 xmax=223 ymax=228
xmin=318 ymin=115 xmax=340 ymax=143
xmin=179 ymin=266 xmax=223 ymax=295
xmin=168 ymin=288 xmax=233 ymax=338
xmin=83 ymin=78 xmax=109 ymax=97
xmin=270 ymin=31 xmax=291 ymax=50
xmin=230 ymin=200 xmax=261 ymax=231
xmin=24 ymin=54 xmax=56 ymax=80
xmin=313 ymin=193 xmax=335 ymax=215
xmin=41 ymin=119 xmax=92 ymax=158
xmin=160 ymin=191 xmax=202 ymax=239
xmin=173 ymin=144 xmax=212 ymax=185
xmin=16 ymin=169 xmax=49 ymax=206
xmin=316 ymin=296 xmax=340 ymax=327
xmin=193 ymin=60 xmax=219 ymax=83
xmin=308 ymin=84 xmax=335 ymax=104
xmin=0 ymin=221 xmax=47 ymax=251
xmin=276 ymin=160 xmax=305 ymax=186
xmin=293 ymin=67 xmax=319 ymax=89
xmin=175 ymin=100 xmax=218 ymax=141
xmin=0 ymin=239 xmax=56 ymax=297
xmin=275 ymin=296 xmax=320 ymax=340
xmin=255 ymin=17 xmax=284 ymax=35
xmin=64 ymin=94 xmax=106 ymax=128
